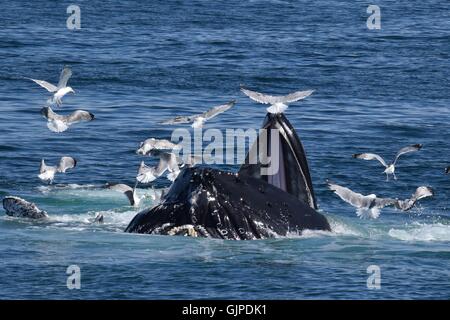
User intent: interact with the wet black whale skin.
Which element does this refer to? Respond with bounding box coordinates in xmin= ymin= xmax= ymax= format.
xmin=125 ymin=167 xmax=331 ymax=239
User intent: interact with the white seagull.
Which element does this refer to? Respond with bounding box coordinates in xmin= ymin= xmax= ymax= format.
xmin=41 ymin=106 xmax=95 ymax=133
xmin=136 ymin=156 xmax=169 ymax=184
xmin=136 ymin=138 xmax=181 ymax=156
xmin=160 ymin=100 xmax=235 ymax=128
xmin=38 ymin=156 xmax=77 ymax=184
xmin=240 ymin=86 xmax=314 ymax=114
xmin=27 ymin=66 xmax=75 ymax=106
xmin=162 ymin=152 xmax=181 ymax=182
xmin=328 ymin=182 xmax=434 ymax=219
xmin=353 ymin=144 xmax=423 ymax=181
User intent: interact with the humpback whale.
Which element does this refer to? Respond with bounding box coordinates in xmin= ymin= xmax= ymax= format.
xmin=2 ymin=196 xmax=49 ymax=219
xmin=125 ymin=113 xmax=330 ymax=239
xmin=2 ymin=196 xmax=104 ymax=223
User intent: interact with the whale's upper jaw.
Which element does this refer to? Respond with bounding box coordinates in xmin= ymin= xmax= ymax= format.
xmin=239 ymin=113 xmax=317 ymax=209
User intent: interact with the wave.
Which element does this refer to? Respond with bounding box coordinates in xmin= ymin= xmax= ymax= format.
xmin=388 ymin=222 xmax=450 ymax=242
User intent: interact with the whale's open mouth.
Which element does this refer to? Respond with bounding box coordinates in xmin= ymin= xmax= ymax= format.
xmin=239 ymin=113 xmax=317 ymax=209
xmin=125 ymin=113 xmax=330 ymax=239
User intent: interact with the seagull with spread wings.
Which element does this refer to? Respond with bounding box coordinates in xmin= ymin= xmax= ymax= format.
xmin=240 ymin=86 xmax=314 ymax=114
xmin=38 ymin=156 xmax=77 ymax=184
xmin=328 ymin=182 xmax=433 ymax=219
xmin=136 ymin=138 xmax=181 ymax=156
xmin=41 ymin=106 xmax=94 ymax=133
xmin=26 ymin=66 xmax=75 ymax=106
xmin=160 ymin=100 xmax=235 ymax=128
xmin=352 ymin=144 xmax=423 ymax=181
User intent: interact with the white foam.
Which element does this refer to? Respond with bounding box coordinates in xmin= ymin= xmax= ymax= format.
xmin=388 ymin=222 xmax=450 ymax=242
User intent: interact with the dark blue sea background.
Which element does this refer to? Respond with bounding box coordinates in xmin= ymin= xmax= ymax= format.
xmin=0 ymin=0 xmax=449 ymax=299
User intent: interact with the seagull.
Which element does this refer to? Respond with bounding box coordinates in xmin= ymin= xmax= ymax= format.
xmin=106 ymin=182 xmax=143 ymax=207
xmin=352 ymin=144 xmax=423 ymax=181
xmin=162 ymin=152 xmax=181 ymax=181
xmin=328 ymin=182 xmax=434 ymax=219
xmin=395 ymin=186 xmax=434 ymax=211
xmin=38 ymin=156 xmax=77 ymax=184
xmin=41 ymin=106 xmax=95 ymax=133
xmin=160 ymin=100 xmax=235 ymax=128
xmin=240 ymin=86 xmax=314 ymax=114
xmin=26 ymin=66 xmax=75 ymax=106
xmin=445 ymin=167 xmax=449 ymax=174
xmin=136 ymin=138 xmax=181 ymax=156
xmin=136 ymin=157 xmax=168 ymax=184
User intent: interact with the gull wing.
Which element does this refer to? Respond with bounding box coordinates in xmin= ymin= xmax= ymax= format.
xmin=159 ymin=152 xmax=180 ymax=173
xmin=241 ymin=87 xmax=314 ymax=105
xmin=373 ymin=197 xmax=398 ymax=209
xmin=352 ymin=153 xmax=388 ymax=168
xmin=28 ymin=78 xmax=57 ymax=92
xmin=160 ymin=115 xmax=193 ymax=125
xmin=201 ymin=100 xmax=235 ymax=120
xmin=328 ymin=182 xmax=367 ymax=208
xmin=40 ymin=106 xmax=63 ymax=121
xmin=395 ymin=186 xmax=433 ymax=211
xmin=39 ymin=159 xmax=48 ymax=174
xmin=65 ymin=110 xmax=95 ymax=124
xmin=393 ymin=144 xmax=422 ymax=165
xmin=106 ymin=183 xmax=135 ymax=206
xmin=58 ymin=156 xmax=77 ymax=173
xmin=57 ymin=66 xmax=72 ymax=89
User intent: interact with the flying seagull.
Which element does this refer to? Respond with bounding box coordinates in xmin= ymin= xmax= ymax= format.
xmin=106 ymin=182 xmax=143 ymax=207
xmin=136 ymin=138 xmax=181 ymax=156
xmin=38 ymin=156 xmax=77 ymax=184
xmin=26 ymin=66 xmax=75 ymax=106
xmin=41 ymin=106 xmax=94 ymax=133
xmin=328 ymin=182 xmax=434 ymax=219
xmin=160 ymin=100 xmax=235 ymax=128
xmin=240 ymin=86 xmax=314 ymax=114
xmin=162 ymin=152 xmax=181 ymax=182
xmin=352 ymin=144 xmax=423 ymax=181
xmin=136 ymin=157 xmax=168 ymax=184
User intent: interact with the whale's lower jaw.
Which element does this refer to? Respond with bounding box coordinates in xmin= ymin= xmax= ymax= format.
xmin=125 ymin=167 xmax=331 ymax=240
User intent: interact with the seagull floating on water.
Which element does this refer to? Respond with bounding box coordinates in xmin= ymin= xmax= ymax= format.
xmin=41 ymin=106 xmax=94 ymax=133
xmin=136 ymin=138 xmax=181 ymax=156
xmin=353 ymin=144 xmax=423 ymax=181
xmin=240 ymin=86 xmax=314 ymax=114
xmin=27 ymin=66 xmax=75 ymax=106
xmin=38 ymin=156 xmax=77 ymax=184
xmin=160 ymin=101 xmax=235 ymax=128
xmin=328 ymin=182 xmax=434 ymax=219
xmin=445 ymin=167 xmax=449 ymax=174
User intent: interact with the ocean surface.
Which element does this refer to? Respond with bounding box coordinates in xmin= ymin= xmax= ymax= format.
xmin=0 ymin=0 xmax=449 ymax=299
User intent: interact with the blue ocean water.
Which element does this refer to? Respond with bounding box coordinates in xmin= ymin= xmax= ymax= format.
xmin=0 ymin=0 xmax=449 ymax=299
